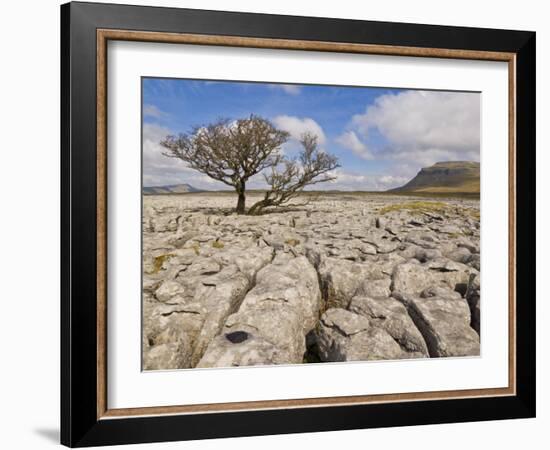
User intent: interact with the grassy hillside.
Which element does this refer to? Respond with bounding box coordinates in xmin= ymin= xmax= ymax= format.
xmin=390 ymin=161 xmax=480 ymax=195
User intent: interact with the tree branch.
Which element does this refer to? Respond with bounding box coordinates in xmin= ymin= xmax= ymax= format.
xmin=248 ymin=132 xmax=340 ymax=215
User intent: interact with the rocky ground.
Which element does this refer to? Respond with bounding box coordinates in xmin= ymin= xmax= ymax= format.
xmin=142 ymin=192 xmax=480 ymax=370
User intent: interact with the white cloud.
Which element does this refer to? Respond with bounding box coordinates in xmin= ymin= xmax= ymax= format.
xmin=272 ymin=115 xmax=326 ymax=144
xmin=351 ymin=90 xmax=480 ymax=166
xmin=269 ymin=84 xmax=301 ymax=95
xmin=326 ymin=169 xmax=409 ymax=191
xmin=335 ymin=130 xmax=373 ymax=160
xmin=143 ymin=104 xmax=169 ymax=119
xmin=142 ymin=123 xmax=229 ymax=189
xmin=390 ymin=148 xmax=480 ymax=168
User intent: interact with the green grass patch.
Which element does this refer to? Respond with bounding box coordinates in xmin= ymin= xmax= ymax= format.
xmin=446 ymin=232 xmax=462 ymax=239
xmin=379 ymin=201 xmax=449 ymax=215
xmin=285 ymin=238 xmax=301 ymax=246
xmin=212 ymin=240 xmax=225 ymax=249
xmin=463 ymin=208 xmax=480 ymax=220
xmin=152 ymin=253 xmax=175 ymax=274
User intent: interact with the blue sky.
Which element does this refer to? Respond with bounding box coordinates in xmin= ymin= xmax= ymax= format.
xmin=142 ymin=78 xmax=480 ymax=191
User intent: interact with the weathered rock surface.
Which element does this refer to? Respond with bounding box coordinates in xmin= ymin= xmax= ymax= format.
xmin=198 ymin=256 xmax=321 ymax=367
xmin=397 ymin=287 xmax=480 ymax=357
xmin=466 ymin=274 xmax=481 ymax=334
xmin=317 ymin=255 xmax=399 ymax=309
xmin=142 ymin=192 xmax=481 ymax=369
xmin=197 ymin=332 xmax=289 ymax=367
xmin=392 ymin=258 xmax=477 ymax=296
xmin=349 ymin=296 xmax=428 ymax=357
xmin=143 ymin=341 xmax=192 ymax=370
xmin=143 ymin=244 xmax=273 ymax=368
xmin=316 ymin=308 xmax=405 ymax=361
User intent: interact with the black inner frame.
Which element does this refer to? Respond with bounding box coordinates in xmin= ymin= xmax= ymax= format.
xmin=61 ymin=2 xmax=536 ymax=447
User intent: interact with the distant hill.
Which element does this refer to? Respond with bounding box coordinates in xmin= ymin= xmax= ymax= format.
xmin=389 ymin=161 xmax=480 ymax=194
xmin=143 ymin=183 xmax=203 ymax=195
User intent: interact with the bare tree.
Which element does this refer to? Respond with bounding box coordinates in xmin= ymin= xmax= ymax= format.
xmin=247 ymin=133 xmax=340 ymax=215
xmin=160 ymin=115 xmax=289 ymax=214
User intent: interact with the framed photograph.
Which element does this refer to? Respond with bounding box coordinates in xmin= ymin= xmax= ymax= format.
xmin=61 ymin=1 xmax=536 ymax=447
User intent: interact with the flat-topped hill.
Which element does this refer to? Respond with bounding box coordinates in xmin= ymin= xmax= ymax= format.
xmin=389 ymin=161 xmax=480 ymax=194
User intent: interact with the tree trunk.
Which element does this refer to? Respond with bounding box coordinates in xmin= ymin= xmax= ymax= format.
xmin=248 ymin=199 xmax=271 ymax=215
xmin=236 ymin=187 xmax=246 ymax=214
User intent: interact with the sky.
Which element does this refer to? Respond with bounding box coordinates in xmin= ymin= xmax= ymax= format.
xmin=142 ymin=78 xmax=480 ymax=191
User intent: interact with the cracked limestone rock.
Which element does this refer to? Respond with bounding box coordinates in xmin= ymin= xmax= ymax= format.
xmin=143 ymin=193 xmax=481 ymax=369
xmin=392 ymin=258 xmax=477 ymax=296
xmin=349 ymin=296 xmax=428 ymax=357
xmin=398 ymin=287 xmax=480 ymax=357
xmin=197 ymin=256 xmax=321 ymax=367
xmin=465 ymin=274 xmax=481 ymax=335
xmin=316 ymin=308 xmax=405 ymax=362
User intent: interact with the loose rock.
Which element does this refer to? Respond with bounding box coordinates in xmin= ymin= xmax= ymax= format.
xmin=398 ymin=287 xmax=480 ymax=357
xmin=316 ymin=308 xmax=405 ymax=361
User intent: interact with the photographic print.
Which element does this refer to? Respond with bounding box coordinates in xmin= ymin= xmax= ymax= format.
xmin=62 ymin=6 xmax=535 ymax=444
xmin=141 ymin=78 xmax=481 ymax=371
